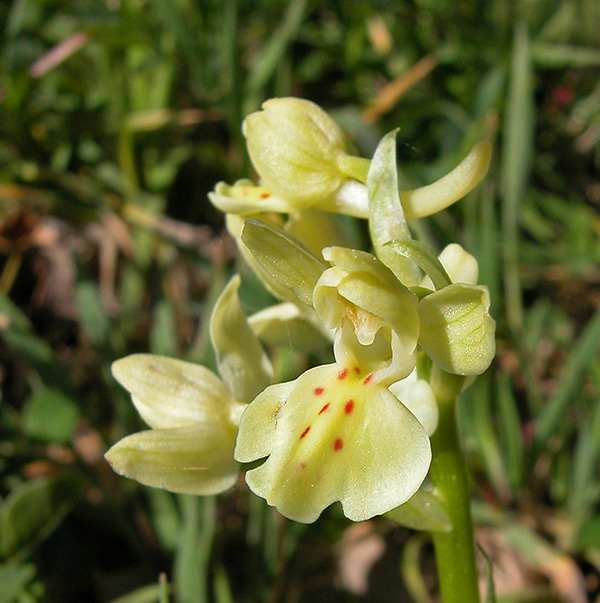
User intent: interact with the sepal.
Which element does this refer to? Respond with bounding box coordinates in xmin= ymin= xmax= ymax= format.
xmin=105 ymin=423 xmax=239 ymax=496
xmin=418 ymin=284 xmax=496 ymax=375
xmin=210 ymin=275 xmax=272 ymax=404
xmin=208 ymin=180 xmax=291 ymax=216
xmin=241 ymin=219 xmax=327 ymax=306
xmin=111 ymin=354 xmax=236 ymax=429
xmin=243 ymin=98 xmax=352 ymax=207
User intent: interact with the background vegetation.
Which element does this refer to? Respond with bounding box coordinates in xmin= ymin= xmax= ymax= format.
xmin=1 ymin=1 xmax=600 ymax=601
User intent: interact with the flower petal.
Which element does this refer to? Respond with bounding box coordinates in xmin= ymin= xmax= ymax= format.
xmin=389 ymin=374 xmax=439 ymax=436
xmin=234 ymin=381 xmax=297 ymax=463
xmin=210 ymin=275 xmax=272 ymax=404
xmin=242 ymin=219 xmax=327 ymax=306
xmin=208 ymin=180 xmax=292 ymax=216
xmin=418 ymin=284 xmax=496 ymax=375
xmin=248 ymin=302 xmax=332 ymax=353
xmin=400 ymin=142 xmax=492 ymax=219
xmin=243 ymin=98 xmax=349 ymax=206
xmin=236 ymin=363 xmax=431 ymax=523
xmin=105 ymin=423 xmax=239 ymax=495
xmin=112 ymin=354 xmax=237 ymax=429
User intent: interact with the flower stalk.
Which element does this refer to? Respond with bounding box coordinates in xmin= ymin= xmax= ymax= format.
xmin=429 ymin=367 xmax=482 ymax=603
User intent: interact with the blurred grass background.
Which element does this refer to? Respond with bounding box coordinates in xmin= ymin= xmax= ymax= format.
xmin=1 ymin=1 xmax=600 ymax=602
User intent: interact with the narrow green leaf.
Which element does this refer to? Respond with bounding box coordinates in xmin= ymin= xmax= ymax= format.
xmin=478 ymin=544 xmax=497 ymax=603
xmin=534 ymin=308 xmax=600 ymax=446
xmin=110 ymin=582 xmax=169 ymax=603
xmin=532 ymin=43 xmax=600 ymax=68
xmin=150 ymin=299 xmax=178 ymax=357
xmin=0 ymin=475 xmax=84 ymax=558
xmin=501 ymin=19 xmax=534 ymax=333
xmin=497 ymin=371 xmax=524 ymax=489
xmin=76 ymin=281 xmax=109 ymax=346
xmin=245 ymin=0 xmax=308 ymax=98
xmin=173 ymin=496 xmax=215 ymax=603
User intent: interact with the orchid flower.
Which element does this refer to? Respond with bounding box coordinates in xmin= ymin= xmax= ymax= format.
xmin=234 ymin=322 xmax=432 ymax=523
xmin=209 ymin=98 xmax=490 ymax=220
xmin=105 ymin=275 xmax=272 ymax=495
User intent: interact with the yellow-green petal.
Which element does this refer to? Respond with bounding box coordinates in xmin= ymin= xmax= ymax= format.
xmin=400 ymin=142 xmax=492 ymax=219
xmin=389 ymin=374 xmax=438 ymax=436
xmin=243 ymin=98 xmax=349 ymax=206
xmin=248 ymin=302 xmax=332 ymax=353
xmin=208 ymin=180 xmax=292 ymax=216
xmin=210 ymin=275 xmax=272 ymax=404
xmin=111 ymin=354 xmax=236 ymax=429
xmin=236 ymin=363 xmax=431 ymax=523
xmin=105 ymin=423 xmax=239 ymax=496
xmin=418 ymin=284 xmax=496 ymax=375
xmin=241 ymin=219 xmax=327 ymax=306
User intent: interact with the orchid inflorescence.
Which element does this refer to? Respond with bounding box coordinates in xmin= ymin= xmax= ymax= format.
xmin=106 ymin=98 xmax=495 ymax=527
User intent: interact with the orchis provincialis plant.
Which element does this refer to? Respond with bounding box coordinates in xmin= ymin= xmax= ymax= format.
xmin=107 ymin=97 xmax=496 ymax=603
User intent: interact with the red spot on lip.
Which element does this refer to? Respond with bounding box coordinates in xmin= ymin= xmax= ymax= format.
xmin=300 ymin=462 xmax=307 ymax=469
xmin=363 ymin=373 xmax=374 ymax=385
xmin=337 ymin=368 xmax=348 ymax=380
xmin=334 ymin=438 xmax=343 ymax=451
xmin=344 ymin=400 xmax=354 ymax=414
xmin=314 ymin=387 xmax=324 ymax=396
xmin=260 ymin=192 xmax=270 ymax=199
xmin=300 ymin=426 xmax=311 ymax=439
xmin=318 ymin=403 xmax=330 ymax=415
xmin=354 ymin=367 xmax=361 ymax=374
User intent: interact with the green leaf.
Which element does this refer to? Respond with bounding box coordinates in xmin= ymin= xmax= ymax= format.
xmin=0 ymin=475 xmax=84 ymax=558
xmin=478 ymin=544 xmax=497 ymax=603
xmin=533 ymin=307 xmax=600 ymax=447
xmin=573 ymin=516 xmax=600 ymax=550
xmin=501 ymin=19 xmax=534 ymax=333
xmin=22 ymin=388 xmax=80 ymax=444
xmin=76 ymin=281 xmax=110 ymax=346
xmin=385 ymin=489 xmax=452 ymax=532
xmin=110 ymin=580 xmax=170 ymax=603
xmin=0 ymin=564 xmax=37 ymax=603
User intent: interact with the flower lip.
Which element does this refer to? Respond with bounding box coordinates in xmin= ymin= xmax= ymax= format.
xmin=234 ymin=326 xmax=431 ymax=523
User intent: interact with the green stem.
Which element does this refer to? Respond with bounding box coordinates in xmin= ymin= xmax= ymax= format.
xmin=429 ymin=369 xmax=481 ymax=603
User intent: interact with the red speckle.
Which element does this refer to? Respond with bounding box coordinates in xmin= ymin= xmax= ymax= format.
xmin=260 ymin=192 xmax=270 ymax=199
xmin=337 ymin=368 xmax=348 ymax=380
xmin=318 ymin=403 xmax=330 ymax=415
xmin=299 ymin=462 xmax=307 ymax=470
xmin=363 ymin=373 xmax=374 ymax=385
xmin=314 ymin=387 xmax=324 ymax=396
xmin=334 ymin=438 xmax=343 ymax=451
xmin=354 ymin=367 xmax=361 ymax=374
xmin=344 ymin=400 xmax=354 ymax=414
xmin=300 ymin=426 xmax=311 ymax=439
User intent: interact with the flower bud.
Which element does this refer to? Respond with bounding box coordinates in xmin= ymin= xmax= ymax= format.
xmin=242 ymin=98 xmax=352 ymax=207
